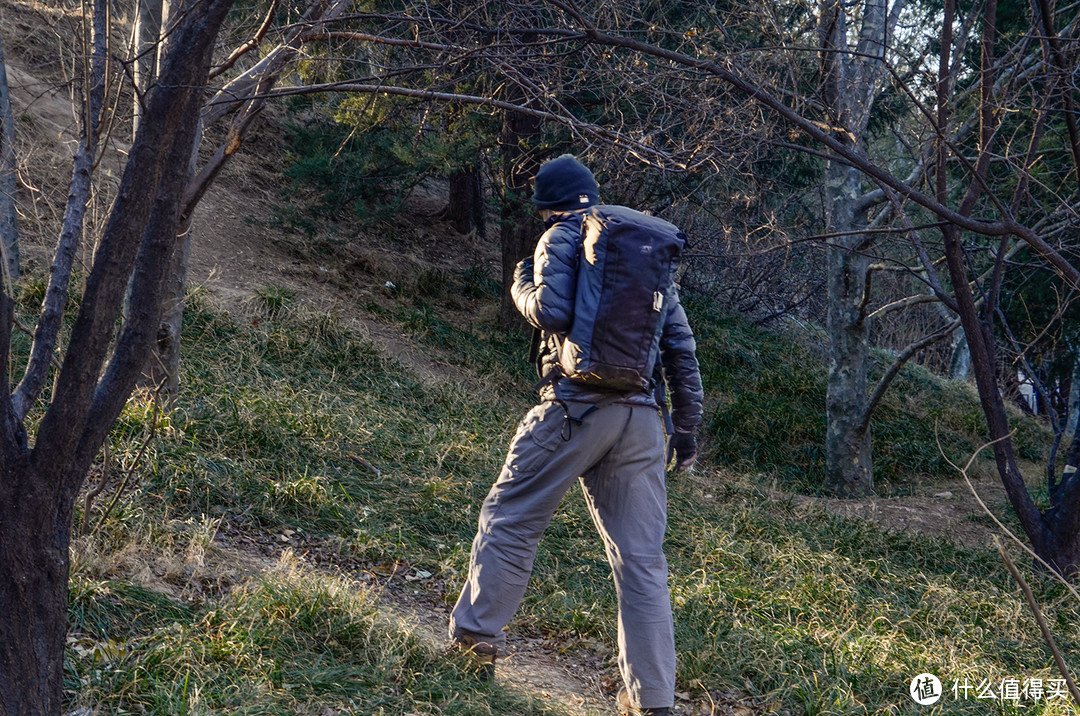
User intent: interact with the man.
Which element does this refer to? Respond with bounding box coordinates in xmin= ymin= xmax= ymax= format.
xmin=448 ymin=154 xmax=703 ymax=716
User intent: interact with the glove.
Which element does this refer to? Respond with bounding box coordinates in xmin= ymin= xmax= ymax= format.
xmin=667 ymin=431 xmax=697 ymax=473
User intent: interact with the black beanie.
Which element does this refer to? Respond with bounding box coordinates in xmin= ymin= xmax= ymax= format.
xmin=531 ymin=154 xmax=599 ymax=211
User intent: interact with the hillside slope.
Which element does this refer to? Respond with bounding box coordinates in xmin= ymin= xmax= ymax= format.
xmin=3 ymin=8 xmax=1074 ymax=715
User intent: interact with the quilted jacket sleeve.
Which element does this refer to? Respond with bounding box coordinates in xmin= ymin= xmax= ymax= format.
xmin=659 ymin=291 xmax=704 ymax=433
xmin=510 ymin=217 xmax=581 ymax=333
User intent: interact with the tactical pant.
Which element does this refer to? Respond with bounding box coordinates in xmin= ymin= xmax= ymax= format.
xmin=449 ymin=399 xmax=675 ymax=710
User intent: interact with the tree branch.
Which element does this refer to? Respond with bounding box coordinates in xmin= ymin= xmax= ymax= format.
xmin=202 ymin=0 xmax=352 ymax=128
xmin=243 ymin=81 xmax=683 ymax=167
xmin=183 ymin=93 xmax=265 ymax=221
xmin=1032 ymin=0 xmax=1080 ymax=184
xmin=11 ymin=0 xmax=109 ymax=421
xmin=539 ymin=0 xmax=1079 ymax=292
xmin=998 ymin=539 xmax=1080 ymax=705
xmin=867 ymin=292 xmax=941 ymax=321
xmin=860 ymin=319 xmax=961 ymax=433
xmin=208 ymin=0 xmax=281 ymax=80
xmin=0 ymin=34 xmax=17 ymax=286
xmin=878 ymin=183 xmax=959 ymax=313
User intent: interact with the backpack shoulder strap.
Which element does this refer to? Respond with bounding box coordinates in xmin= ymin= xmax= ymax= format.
xmin=528 ymin=326 xmax=543 ymax=378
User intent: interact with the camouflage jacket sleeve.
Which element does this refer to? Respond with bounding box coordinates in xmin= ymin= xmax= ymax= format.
xmin=510 ymin=215 xmax=582 ymax=333
xmin=659 ymin=291 xmax=704 ymax=432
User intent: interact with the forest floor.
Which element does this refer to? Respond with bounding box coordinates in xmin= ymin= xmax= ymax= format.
xmin=177 ymin=124 xmax=1016 ymax=715
xmin=4 ymin=36 xmax=1023 ymax=715
xmin=178 ymin=142 xmax=629 ymax=715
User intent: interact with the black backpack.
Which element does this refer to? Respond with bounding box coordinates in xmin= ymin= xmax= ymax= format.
xmin=557 ymin=205 xmax=685 ymax=392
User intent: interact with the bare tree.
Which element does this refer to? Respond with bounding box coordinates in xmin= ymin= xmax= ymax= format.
xmin=816 ymin=0 xmax=904 ymax=496
xmin=140 ymin=0 xmax=350 ymax=398
xmin=0 ymin=1 xmax=234 ymax=712
xmin=930 ymin=0 xmax=1080 ymax=576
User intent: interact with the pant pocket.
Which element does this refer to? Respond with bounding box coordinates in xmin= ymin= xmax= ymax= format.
xmin=506 ymin=402 xmax=564 ymax=475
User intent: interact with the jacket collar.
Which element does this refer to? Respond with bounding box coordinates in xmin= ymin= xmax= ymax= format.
xmin=543 ymin=208 xmax=589 ymax=228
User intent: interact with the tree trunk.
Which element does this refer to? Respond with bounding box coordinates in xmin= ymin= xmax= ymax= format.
xmin=930 ymin=0 xmax=1080 ymax=576
xmin=140 ymin=213 xmax=192 ymax=399
xmin=0 ymin=36 xmax=18 ymax=283
xmin=138 ymin=115 xmax=198 ymax=400
xmin=498 ymin=106 xmax=541 ymax=328
xmin=0 ymin=1 xmax=234 ymax=711
xmin=942 ymin=223 xmax=1080 ymax=572
xmin=818 ymin=0 xmax=891 ymax=497
xmin=448 ymin=163 xmax=484 ymax=237
xmin=949 ymin=332 xmax=971 ymax=380
xmin=0 ymin=464 xmax=71 ymax=716
xmin=0 ymin=292 xmax=63 ymax=716
xmin=138 ymin=0 xmax=348 ymax=401
xmin=132 ymin=0 xmax=171 ymax=396
xmin=133 ymin=0 xmax=164 ymax=138
xmin=1067 ymin=353 xmax=1080 ymax=438
xmin=823 ymin=160 xmax=874 ymax=497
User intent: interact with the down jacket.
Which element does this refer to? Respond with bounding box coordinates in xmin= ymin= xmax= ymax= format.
xmin=511 ymin=210 xmax=704 ymax=434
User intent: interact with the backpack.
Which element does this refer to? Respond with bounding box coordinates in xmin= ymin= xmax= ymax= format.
xmin=557 ymin=204 xmax=685 ymax=392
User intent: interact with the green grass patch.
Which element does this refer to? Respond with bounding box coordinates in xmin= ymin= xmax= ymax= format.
xmin=65 ymin=292 xmax=1073 ymax=715
xmin=67 ymin=563 xmax=559 ymax=715
xmin=666 ymin=483 xmax=1080 ymax=714
xmin=686 ymin=298 xmax=1050 ymax=495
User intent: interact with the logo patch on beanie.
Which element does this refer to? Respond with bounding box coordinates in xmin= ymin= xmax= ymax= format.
xmin=579 ymin=194 xmax=590 ymax=204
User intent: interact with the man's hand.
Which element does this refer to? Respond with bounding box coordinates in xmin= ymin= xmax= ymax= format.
xmin=514 ymin=257 xmax=534 ymax=284
xmin=667 ymin=431 xmax=697 ymax=473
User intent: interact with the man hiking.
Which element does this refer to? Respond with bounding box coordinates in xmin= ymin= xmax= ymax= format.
xmin=449 ymin=154 xmax=703 ymax=716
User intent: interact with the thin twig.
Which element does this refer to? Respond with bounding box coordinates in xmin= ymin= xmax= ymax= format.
xmin=82 ymin=443 xmax=110 ymax=533
xmin=996 ymin=537 xmax=1080 ymax=707
xmin=349 ymin=454 xmax=382 ymax=478
xmin=936 ymin=429 xmax=1080 ymax=602
xmin=209 ymin=0 xmax=282 ymax=80
xmin=89 ymin=381 xmax=165 ymax=538
xmin=11 ymin=316 xmax=62 ymax=370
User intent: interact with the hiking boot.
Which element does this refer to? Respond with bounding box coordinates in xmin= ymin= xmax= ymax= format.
xmin=453 ymin=633 xmax=497 ymax=683
xmin=616 ymin=687 xmax=671 ymax=716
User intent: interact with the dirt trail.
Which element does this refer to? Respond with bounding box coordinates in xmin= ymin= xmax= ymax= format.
xmin=384 ymin=593 xmax=613 ymax=715
xmin=208 ymin=529 xmax=614 ymax=716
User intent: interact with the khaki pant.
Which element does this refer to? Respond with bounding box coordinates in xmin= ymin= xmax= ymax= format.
xmin=450 ymin=399 xmax=675 ymax=710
